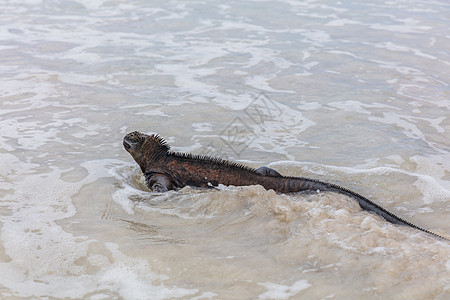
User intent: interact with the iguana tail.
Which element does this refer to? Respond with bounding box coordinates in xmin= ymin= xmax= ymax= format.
xmin=262 ymin=176 xmax=449 ymax=241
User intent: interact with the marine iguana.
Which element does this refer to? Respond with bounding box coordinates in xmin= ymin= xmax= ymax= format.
xmin=123 ymin=131 xmax=449 ymax=241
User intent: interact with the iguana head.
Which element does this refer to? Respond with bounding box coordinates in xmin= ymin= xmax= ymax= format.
xmin=123 ymin=131 xmax=148 ymax=152
xmin=123 ymin=131 xmax=170 ymax=172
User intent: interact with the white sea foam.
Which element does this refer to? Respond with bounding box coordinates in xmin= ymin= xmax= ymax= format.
xmin=369 ymin=18 xmax=432 ymax=33
xmin=0 ymin=157 xmax=200 ymax=298
xmin=192 ymin=122 xmax=213 ymax=132
xmin=325 ymin=19 xmax=361 ymax=27
xmin=75 ymin=0 xmax=110 ymax=10
xmin=371 ymin=41 xmax=437 ymax=60
xmin=258 ymin=280 xmax=312 ymax=299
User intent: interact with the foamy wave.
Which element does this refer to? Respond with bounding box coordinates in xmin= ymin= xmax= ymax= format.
xmin=0 ymin=157 xmax=201 ymax=298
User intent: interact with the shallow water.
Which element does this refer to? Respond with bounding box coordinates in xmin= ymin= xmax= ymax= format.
xmin=1 ymin=0 xmax=449 ymax=299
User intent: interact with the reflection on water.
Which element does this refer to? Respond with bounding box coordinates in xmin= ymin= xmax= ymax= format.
xmin=1 ymin=0 xmax=449 ymax=299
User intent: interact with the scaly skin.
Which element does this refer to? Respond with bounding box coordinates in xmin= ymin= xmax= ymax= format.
xmin=123 ymin=131 xmax=449 ymax=241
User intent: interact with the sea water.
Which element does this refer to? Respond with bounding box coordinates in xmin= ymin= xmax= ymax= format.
xmin=0 ymin=0 xmax=449 ymax=299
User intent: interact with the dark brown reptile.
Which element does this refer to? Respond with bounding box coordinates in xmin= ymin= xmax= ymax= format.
xmin=123 ymin=131 xmax=449 ymax=241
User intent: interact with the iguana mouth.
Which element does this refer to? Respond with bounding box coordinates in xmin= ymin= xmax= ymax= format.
xmin=123 ymin=139 xmax=133 ymax=151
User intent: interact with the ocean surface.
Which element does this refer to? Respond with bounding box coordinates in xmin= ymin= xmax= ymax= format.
xmin=1 ymin=0 xmax=449 ymax=299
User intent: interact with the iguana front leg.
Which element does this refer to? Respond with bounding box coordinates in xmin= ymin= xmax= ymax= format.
xmin=255 ymin=166 xmax=282 ymax=177
xmin=145 ymin=173 xmax=174 ymax=192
